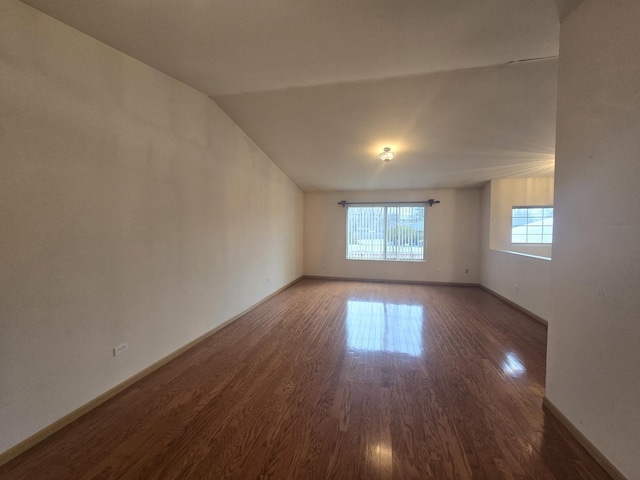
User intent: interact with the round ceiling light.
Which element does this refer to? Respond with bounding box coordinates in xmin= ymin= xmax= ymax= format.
xmin=379 ymin=147 xmax=395 ymax=162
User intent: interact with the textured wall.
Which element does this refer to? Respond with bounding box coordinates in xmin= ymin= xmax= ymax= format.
xmin=304 ymin=189 xmax=481 ymax=284
xmin=480 ymin=179 xmax=554 ymax=322
xmin=0 ymin=0 xmax=303 ymax=454
xmin=547 ymin=1 xmax=640 ymax=478
xmin=488 ymin=177 xmax=554 ymax=258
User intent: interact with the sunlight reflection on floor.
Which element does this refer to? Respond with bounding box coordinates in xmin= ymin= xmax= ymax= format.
xmin=346 ymin=300 xmax=424 ymax=356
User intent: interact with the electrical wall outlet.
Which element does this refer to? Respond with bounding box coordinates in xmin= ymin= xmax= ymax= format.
xmin=114 ymin=343 xmax=128 ymax=356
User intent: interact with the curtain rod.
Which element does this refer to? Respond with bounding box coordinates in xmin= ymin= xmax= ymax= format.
xmin=337 ymin=199 xmax=440 ymax=207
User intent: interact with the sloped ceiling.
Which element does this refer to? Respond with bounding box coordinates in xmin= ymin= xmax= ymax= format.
xmin=19 ymin=0 xmax=561 ymax=191
xmin=556 ymin=0 xmax=586 ymax=21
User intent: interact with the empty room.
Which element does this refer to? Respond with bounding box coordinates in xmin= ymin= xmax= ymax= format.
xmin=1 ymin=0 xmax=639 ymax=479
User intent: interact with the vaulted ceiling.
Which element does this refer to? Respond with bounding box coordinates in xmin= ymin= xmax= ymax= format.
xmin=20 ymin=0 xmax=566 ymax=191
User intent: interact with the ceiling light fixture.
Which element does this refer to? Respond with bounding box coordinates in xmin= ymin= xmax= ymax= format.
xmin=379 ymin=147 xmax=395 ymax=162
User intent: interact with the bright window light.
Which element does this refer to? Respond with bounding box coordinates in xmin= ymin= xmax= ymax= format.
xmin=511 ymin=206 xmax=553 ymax=244
xmin=346 ymin=205 xmax=425 ymax=261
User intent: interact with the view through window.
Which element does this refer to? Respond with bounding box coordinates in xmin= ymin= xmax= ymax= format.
xmin=346 ymin=205 xmax=425 ymax=261
xmin=511 ymin=206 xmax=553 ymax=244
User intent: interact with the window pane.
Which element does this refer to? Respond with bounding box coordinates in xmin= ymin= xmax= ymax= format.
xmin=348 ymin=205 xmax=425 ymax=261
xmin=387 ymin=205 xmax=424 ymax=261
xmin=512 ymin=206 xmax=554 ymax=245
xmin=347 ymin=206 xmax=384 ymax=260
xmin=528 ymin=234 xmax=543 ymax=243
xmin=528 ymin=208 xmax=544 ymax=218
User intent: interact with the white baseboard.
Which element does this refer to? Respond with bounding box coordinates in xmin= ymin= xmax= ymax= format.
xmin=542 ymin=396 xmax=626 ymax=480
xmin=0 ymin=276 xmax=303 ymax=467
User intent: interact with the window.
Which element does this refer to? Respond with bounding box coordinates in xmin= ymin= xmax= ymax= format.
xmin=346 ymin=205 xmax=425 ymax=261
xmin=511 ymin=206 xmax=553 ymax=244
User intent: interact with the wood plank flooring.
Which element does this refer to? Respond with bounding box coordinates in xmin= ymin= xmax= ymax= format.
xmin=0 ymin=280 xmax=612 ymax=479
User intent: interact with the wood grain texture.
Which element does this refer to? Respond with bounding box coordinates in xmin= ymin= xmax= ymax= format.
xmin=0 ymin=276 xmax=303 ymax=468
xmin=479 ymin=284 xmax=549 ymax=326
xmin=542 ymin=397 xmax=626 ymax=480
xmin=0 ymin=280 xmax=613 ymax=479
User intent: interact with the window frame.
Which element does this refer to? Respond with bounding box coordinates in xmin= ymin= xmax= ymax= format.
xmin=345 ymin=203 xmax=426 ymax=262
xmin=511 ymin=205 xmax=554 ymax=245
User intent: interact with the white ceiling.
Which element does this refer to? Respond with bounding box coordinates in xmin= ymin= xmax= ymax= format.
xmin=19 ymin=0 xmax=562 ymax=191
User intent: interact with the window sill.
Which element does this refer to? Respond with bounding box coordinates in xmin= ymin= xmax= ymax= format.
xmin=492 ymin=249 xmax=551 ymax=261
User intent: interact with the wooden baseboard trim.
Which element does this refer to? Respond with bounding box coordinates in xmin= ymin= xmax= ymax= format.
xmin=0 ymin=275 xmax=303 ymax=467
xmin=302 ymin=275 xmax=478 ymax=288
xmin=478 ymin=285 xmax=548 ymax=326
xmin=542 ymin=396 xmax=626 ymax=480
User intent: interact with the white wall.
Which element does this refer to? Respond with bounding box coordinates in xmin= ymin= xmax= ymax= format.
xmin=547 ymin=1 xmax=640 ymax=478
xmin=0 ymin=0 xmax=303 ymax=455
xmin=489 ymin=177 xmax=554 ymax=258
xmin=304 ymin=189 xmax=481 ymax=284
xmin=481 ymin=179 xmax=554 ymax=321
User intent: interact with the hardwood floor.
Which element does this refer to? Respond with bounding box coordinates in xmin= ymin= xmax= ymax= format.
xmin=0 ymin=280 xmax=612 ymax=479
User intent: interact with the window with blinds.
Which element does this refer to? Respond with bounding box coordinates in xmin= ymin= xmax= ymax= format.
xmin=346 ymin=205 xmax=425 ymax=261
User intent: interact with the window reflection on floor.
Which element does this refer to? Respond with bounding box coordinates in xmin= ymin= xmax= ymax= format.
xmin=502 ymin=352 xmax=526 ymax=377
xmin=346 ymin=300 xmax=424 ymax=356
